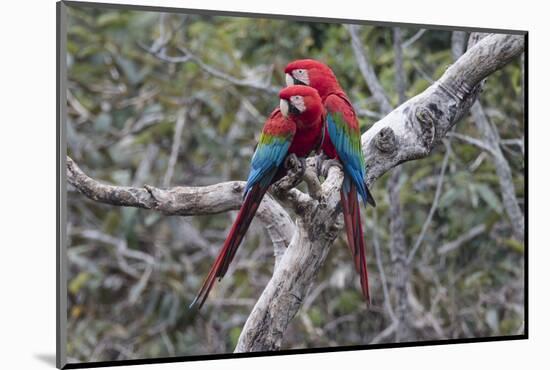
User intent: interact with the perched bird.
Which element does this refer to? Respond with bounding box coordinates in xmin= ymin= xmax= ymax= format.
xmin=191 ymin=85 xmax=325 ymax=309
xmin=284 ymin=59 xmax=376 ymax=304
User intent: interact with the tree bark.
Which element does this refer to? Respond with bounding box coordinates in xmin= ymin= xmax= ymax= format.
xmin=470 ymin=101 xmax=524 ymax=241
xmin=66 ymin=156 xmax=295 ymax=257
xmin=361 ymin=34 xmax=523 ymax=185
xmin=389 ymin=27 xmax=412 ymax=342
xmin=464 ymin=33 xmax=525 ymax=241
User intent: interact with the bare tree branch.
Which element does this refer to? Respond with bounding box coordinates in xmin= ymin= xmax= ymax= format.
xmin=235 ymin=166 xmax=345 ymax=352
xmin=437 ymin=224 xmax=486 ymax=255
xmin=73 ymin=228 xmax=155 ymax=278
xmin=139 ymin=15 xmax=278 ymax=94
xmin=163 ymin=108 xmax=187 ymax=187
xmin=270 ymin=157 xmax=316 ymax=216
xmin=361 ymin=34 xmax=523 ymax=186
xmin=357 ymin=108 xmax=383 ymax=119
xmin=369 ymin=322 xmax=397 ymax=344
xmin=402 ymin=29 xmax=427 ymax=49
xmin=393 ymin=28 xmax=407 ymax=105
xmin=407 ymin=144 xmax=450 ymax=264
xmin=66 ymin=156 xmax=295 ymax=252
xmin=346 ymin=24 xmax=393 ymax=115
xmin=467 ymin=32 xmax=491 ymax=50
xmin=140 ymin=42 xmax=278 ymax=94
xmin=371 ymin=209 xmax=396 ymax=323
xmin=133 ymin=143 xmax=159 ymax=186
xmin=447 ymin=131 xmax=499 ymax=156
xmin=342 ymin=26 xmax=414 ymax=343
xmin=388 ymin=27 xmax=412 ymax=342
xmin=470 ymin=101 xmax=524 ymax=241
xmin=501 ymin=138 xmax=524 ymax=154
xmin=387 ymin=167 xmax=411 ymax=342
xmin=464 ymin=33 xmax=524 ymax=241
xmin=302 ymin=165 xmax=323 ymax=201
xmin=451 ymin=31 xmax=467 ymax=61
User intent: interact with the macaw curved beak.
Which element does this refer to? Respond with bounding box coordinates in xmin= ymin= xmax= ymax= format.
xmin=285 ymin=73 xmax=294 ymax=87
xmin=280 ymin=99 xmax=289 ymax=117
xmin=280 ymin=98 xmax=303 ymax=117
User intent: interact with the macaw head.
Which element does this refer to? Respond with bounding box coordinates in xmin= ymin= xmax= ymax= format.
xmin=284 ymin=59 xmax=341 ymax=98
xmin=278 ymin=85 xmax=323 ymax=125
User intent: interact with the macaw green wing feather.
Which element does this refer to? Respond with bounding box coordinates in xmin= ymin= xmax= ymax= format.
xmin=326 ymin=110 xmax=368 ymax=200
xmin=244 ymin=113 xmax=295 ymax=195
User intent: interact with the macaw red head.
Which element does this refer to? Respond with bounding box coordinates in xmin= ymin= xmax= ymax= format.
xmin=278 ymin=85 xmax=323 ymax=126
xmin=284 ymin=59 xmax=341 ymax=99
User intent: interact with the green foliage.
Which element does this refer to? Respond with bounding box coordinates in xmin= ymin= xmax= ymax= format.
xmin=66 ymin=5 xmax=524 ymax=363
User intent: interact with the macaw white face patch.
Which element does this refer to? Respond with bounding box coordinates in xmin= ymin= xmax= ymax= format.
xmin=290 ymin=95 xmax=306 ymax=113
xmin=291 ymin=69 xmax=310 ymax=85
xmin=285 ymin=73 xmax=294 ymax=87
xmin=280 ymin=99 xmax=290 ymax=117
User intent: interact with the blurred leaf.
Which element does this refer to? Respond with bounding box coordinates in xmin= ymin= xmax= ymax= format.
xmin=308 ymin=307 xmax=324 ymax=327
xmin=229 ymin=327 xmax=241 ymax=348
xmin=69 ymin=272 xmax=91 ymax=295
xmin=94 ymin=112 xmax=112 ymax=132
xmin=503 ymin=238 xmax=524 ymax=254
xmin=336 ymin=291 xmax=361 ymax=314
xmin=115 ymin=55 xmax=145 ymax=85
xmin=476 ymin=184 xmax=503 ymax=214
xmin=96 ymin=12 xmax=125 ymax=28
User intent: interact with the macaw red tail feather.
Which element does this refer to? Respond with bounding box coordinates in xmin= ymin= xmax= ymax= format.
xmin=190 ymin=184 xmax=268 ymax=309
xmin=341 ymin=183 xmax=371 ymax=305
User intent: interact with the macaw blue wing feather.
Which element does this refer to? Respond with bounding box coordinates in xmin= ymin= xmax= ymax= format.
xmin=326 ymin=111 xmax=370 ymax=205
xmin=244 ymin=127 xmax=294 ymax=195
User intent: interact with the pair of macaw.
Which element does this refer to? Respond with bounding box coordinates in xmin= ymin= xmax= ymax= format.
xmin=190 ymin=59 xmax=375 ymax=309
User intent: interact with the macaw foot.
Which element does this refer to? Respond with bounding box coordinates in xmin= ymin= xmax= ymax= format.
xmin=321 ymin=158 xmax=343 ymax=178
xmin=285 ymin=153 xmax=306 ymax=178
xmin=314 ymin=153 xmax=328 ymax=176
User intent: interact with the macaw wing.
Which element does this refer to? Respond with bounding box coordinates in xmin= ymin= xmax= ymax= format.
xmin=324 ymin=94 xmax=369 ymax=203
xmin=190 ymin=110 xmax=296 ymax=309
xmin=244 ymin=109 xmax=295 ymax=195
xmin=325 ymin=95 xmax=374 ymax=305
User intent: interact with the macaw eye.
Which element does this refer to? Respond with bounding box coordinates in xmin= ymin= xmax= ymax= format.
xmin=291 ymin=69 xmax=310 ymax=86
xmin=289 ymin=95 xmax=306 ymax=113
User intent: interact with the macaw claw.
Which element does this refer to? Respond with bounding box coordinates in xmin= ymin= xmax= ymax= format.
xmin=315 ymin=152 xmax=328 ymax=176
xmin=284 ymin=153 xmax=307 ymax=178
xmin=321 ymin=158 xmax=343 ymax=178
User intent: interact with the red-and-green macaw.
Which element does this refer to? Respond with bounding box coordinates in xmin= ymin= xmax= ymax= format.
xmin=285 ymin=59 xmax=376 ymax=304
xmin=191 ymin=85 xmax=325 ymax=309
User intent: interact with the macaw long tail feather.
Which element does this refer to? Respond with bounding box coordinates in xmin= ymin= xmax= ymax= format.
xmin=190 ymin=184 xmax=269 ymax=310
xmin=341 ymin=182 xmax=371 ymax=305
